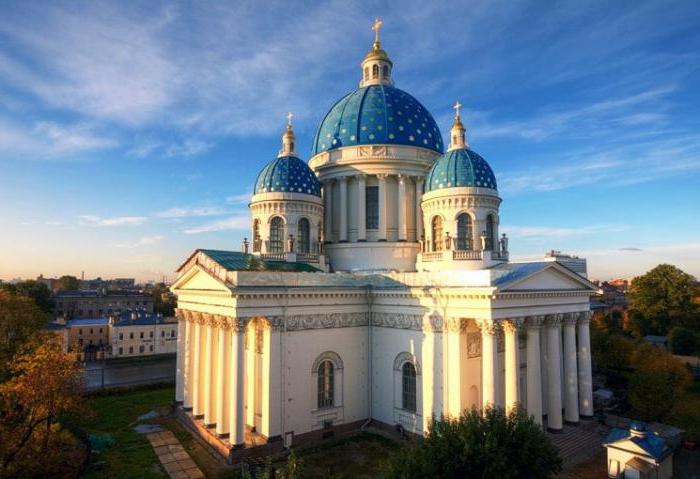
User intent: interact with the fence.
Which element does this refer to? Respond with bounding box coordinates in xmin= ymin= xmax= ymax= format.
xmin=83 ymin=356 xmax=176 ymax=391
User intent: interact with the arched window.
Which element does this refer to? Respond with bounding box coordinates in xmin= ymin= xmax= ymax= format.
xmin=431 ymin=216 xmax=443 ymax=251
xmin=382 ymin=65 xmax=389 ymax=78
xmin=456 ymin=213 xmax=473 ymax=250
xmin=402 ymin=362 xmax=417 ymax=412
xmin=269 ymin=217 xmax=284 ymax=253
xmin=364 ymin=67 xmax=369 ymax=81
xmin=297 ymin=218 xmax=310 ymax=254
xmin=317 ymin=360 xmax=334 ymax=408
xmin=252 ymin=219 xmax=260 ymax=251
xmin=372 ymin=64 xmax=379 ymax=79
xmin=485 ymin=215 xmax=495 ymax=251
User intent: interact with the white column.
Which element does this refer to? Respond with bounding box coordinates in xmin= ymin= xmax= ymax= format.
xmin=479 ymin=320 xmax=499 ymax=409
xmin=397 ymin=174 xmax=407 ymax=241
xmin=192 ymin=320 xmax=203 ymax=416
xmin=262 ymin=326 xmax=281 ymax=438
xmin=203 ymin=322 xmax=215 ymax=425
xmin=503 ymin=318 xmax=522 ymax=414
xmin=323 ymin=181 xmax=333 ymax=243
xmin=175 ymin=316 xmax=185 ymax=403
xmin=546 ymin=315 xmax=563 ymax=431
xmin=338 ymin=176 xmax=348 ymax=242
xmin=415 ymin=177 xmax=424 ymax=243
xmin=377 ymin=174 xmax=387 ymax=241
xmin=563 ymin=313 xmax=580 ymax=423
xmin=215 ymin=324 xmax=230 ymax=436
xmin=183 ymin=319 xmax=193 ymax=409
xmin=357 ymin=174 xmax=367 ymax=241
xmin=577 ymin=312 xmax=594 ymax=418
xmin=526 ymin=316 xmax=544 ymax=425
xmin=229 ymin=324 xmax=246 ymax=445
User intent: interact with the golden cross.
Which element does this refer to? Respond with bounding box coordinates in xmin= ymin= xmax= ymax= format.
xmin=453 ymin=101 xmax=462 ymax=118
xmin=286 ymin=111 xmax=293 ymax=126
xmin=372 ymin=18 xmax=383 ymax=43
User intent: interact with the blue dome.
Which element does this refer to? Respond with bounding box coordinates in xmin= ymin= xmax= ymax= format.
xmin=425 ymin=147 xmax=497 ymax=192
xmin=254 ymin=155 xmax=321 ymax=197
xmin=312 ymin=85 xmax=444 ymax=155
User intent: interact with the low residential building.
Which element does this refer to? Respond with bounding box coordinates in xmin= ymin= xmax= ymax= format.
xmin=66 ymin=318 xmax=110 ymax=359
xmin=604 ymin=421 xmax=673 ymax=478
xmin=55 ymin=290 xmax=153 ymax=318
xmin=110 ymin=312 xmax=178 ymax=357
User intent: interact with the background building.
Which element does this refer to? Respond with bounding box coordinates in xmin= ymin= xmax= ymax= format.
xmin=55 ymin=290 xmax=153 ymax=318
xmin=110 ymin=312 xmax=178 ymax=357
xmin=544 ymin=250 xmax=588 ymax=278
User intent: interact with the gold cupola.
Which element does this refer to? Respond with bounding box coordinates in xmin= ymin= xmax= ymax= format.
xmin=359 ymin=18 xmax=393 ymax=87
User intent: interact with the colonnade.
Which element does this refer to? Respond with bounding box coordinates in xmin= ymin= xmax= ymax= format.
xmin=175 ymin=311 xmax=247 ymax=446
xmin=477 ymin=311 xmax=593 ymax=430
xmin=322 ymin=174 xmax=424 ymax=243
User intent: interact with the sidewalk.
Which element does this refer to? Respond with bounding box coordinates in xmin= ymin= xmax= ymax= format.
xmin=146 ymin=430 xmax=205 ymax=479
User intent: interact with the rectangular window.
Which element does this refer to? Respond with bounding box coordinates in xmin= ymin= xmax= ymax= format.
xmin=129 ymin=346 xmax=133 ymax=354
xmin=161 ymin=330 xmax=165 ymax=337
xmin=149 ymin=331 xmax=153 ymax=338
xmin=140 ymin=332 xmax=144 ymax=339
xmin=149 ymin=345 xmax=153 ymax=352
xmin=366 ymin=186 xmax=379 ymax=229
xmin=118 ymin=347 xmax=123 ymax=355
xmin=119 ymin=333 xmax=123 ymax=340
xmin=130 ymin=332 xmax=134 ymax=339
xmin=139 ymin=345 xmax=144 ymax=353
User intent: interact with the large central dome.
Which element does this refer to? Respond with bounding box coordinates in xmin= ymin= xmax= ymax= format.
xmin=312 ymin=84 xmax=444 ymax=156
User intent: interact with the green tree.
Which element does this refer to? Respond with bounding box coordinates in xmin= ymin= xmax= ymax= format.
xmin=668 ymin=326 xmax=699 ymax=355
xmin=628 ymin=264 xmax=699 ymax=335
xmin=0 ymin=291 xmax=47 ymax=380
xmin=628 ymin=343 xmax=691 ymax=422
xmin=0 ymin=280 xmax=54 ymax=314
xmin=381 ymin=407 xmax=562 ymax=479
xmin=0 ymin=334 xmax=85 ymax=477
xmin=55 ymin=275 xmax=80 ymax=292
xmin=152 ymin=283 xmax=176 ymax=316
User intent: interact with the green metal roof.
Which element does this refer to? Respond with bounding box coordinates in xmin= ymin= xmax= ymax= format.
xmin=199 ymin=249 xmax=320 ymax=273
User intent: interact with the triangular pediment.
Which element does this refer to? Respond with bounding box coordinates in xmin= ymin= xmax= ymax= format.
xmin=170 ymin=265 xmax=231 ymax=293
xmin=496 ymin=262 xmax=597 ymax=292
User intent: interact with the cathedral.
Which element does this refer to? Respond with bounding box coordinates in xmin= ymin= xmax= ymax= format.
xmin=171 ymin=20 xmax=597 ymax=462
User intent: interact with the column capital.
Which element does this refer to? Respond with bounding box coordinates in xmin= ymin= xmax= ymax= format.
xmin=338 ymin=175 xmax=348 ymax=183
xmin=476 ymin=319 xmax=501 ymax=336
xmin=562 ymin=312 xmax=579 ymax=326
xmin=397 ymin=173 xmax=407 ymax=184
xmin=356 ymin=173 xmax=367 ymax=181
xmin=577 ymin=311 xmax=593 ymax=324
xmin=545 ymin=313 xmax=564 ymax=327
xmin=502 ymin=317 xmax=524 ymax=334
xmin=414 ymin=175 xmax=425 ymax=185
xmin=526 ymin=315 xmax=546 ymax=329
xmin=376 ymin=173 xmax=389 ymax=181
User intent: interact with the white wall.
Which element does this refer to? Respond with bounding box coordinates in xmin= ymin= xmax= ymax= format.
xmin=282 ymin=327 xmax=369 ymax=436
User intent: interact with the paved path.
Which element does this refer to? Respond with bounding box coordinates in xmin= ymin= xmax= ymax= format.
xmin=548 ymin=422 xmax=608 ymax=468
xmin=146 ymin=431 xmax=205 ymax=479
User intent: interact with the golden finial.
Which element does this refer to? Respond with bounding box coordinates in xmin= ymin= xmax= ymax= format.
xmin=372 ymin=18 xmax=383 ymax=46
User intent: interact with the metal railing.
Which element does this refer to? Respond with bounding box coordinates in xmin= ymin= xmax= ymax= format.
xmin=296 ymin=253 xmax=320 ymax=263
xmin=453 ymin=250 xmax=483 ymax=260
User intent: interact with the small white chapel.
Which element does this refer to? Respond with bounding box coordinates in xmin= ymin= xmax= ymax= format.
xmin=171 ymin=19 xmax=598 ymax=462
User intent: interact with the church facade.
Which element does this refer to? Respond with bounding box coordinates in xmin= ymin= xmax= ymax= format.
xmin=171 ymin=21 xmax=597 ymax=461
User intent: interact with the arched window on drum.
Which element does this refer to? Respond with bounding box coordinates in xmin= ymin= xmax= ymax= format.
xmin=297 ymin=218 xmax=310 ymax=254
xmin=269 ymin=216 xmax=284 ymax=253
xmin=431 ymin=216 xmax=443 ymax=252
xmin=485 ymin=215 xmax=495 ymax=251
xmin=456 ymin=213 xmax=473 ymax=250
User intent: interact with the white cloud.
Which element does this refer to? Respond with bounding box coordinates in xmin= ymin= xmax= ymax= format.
xmin=156 ymin=206 xmax=226 ymax=218
xmin=114 ymin=235 xmax=165 ymax=248
xmin=503 ymin=224 xmax=628 ymax=240
xmin=79 ymin=215 xmax=147 ymax=226
xmin=183 ymin=215 xmax=249 ymax=234
xmin=225 ymin=193 xmax=252 ymax=204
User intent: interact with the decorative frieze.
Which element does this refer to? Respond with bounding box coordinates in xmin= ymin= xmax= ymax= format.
xmin=372 ymin=312 xmax=423 ymax=331
xmin=286 ymin=312 xmax=368 ymax=331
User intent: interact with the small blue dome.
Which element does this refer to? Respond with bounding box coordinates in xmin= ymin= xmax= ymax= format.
xmin=254 ymin=155 xmax=321 ymax=197
xmin=312 ymin=85 xmax=444 ymax=156
xmin=424 ymin=147 xmax=497 ymax=193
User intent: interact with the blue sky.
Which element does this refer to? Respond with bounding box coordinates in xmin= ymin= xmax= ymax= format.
xmin=1 ymin=0 xmax=699 ymax=282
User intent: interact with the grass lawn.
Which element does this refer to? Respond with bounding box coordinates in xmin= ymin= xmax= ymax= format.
xmin=77 ymin=385 xmax=175 ymax=479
